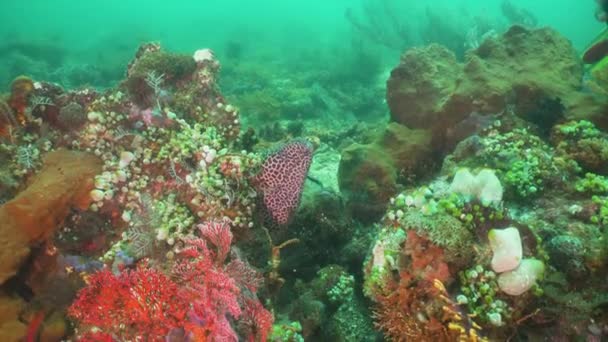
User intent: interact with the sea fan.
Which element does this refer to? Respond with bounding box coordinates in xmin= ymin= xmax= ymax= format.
xmin=0 ymin=100 xmax=17 ymax=127
xmin=173 ymin=221 xmax=273 ymax=341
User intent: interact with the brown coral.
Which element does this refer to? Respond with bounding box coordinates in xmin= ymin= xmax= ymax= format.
xmin=387 ymin=26 xmax=607 ymax=143
xmin=0 ymin=149 xmax=101 ymax=284
xmin=339 ymin=123 xmax=434 ymax=222
xmin=8 ymin=76 xmax=35 ymax=126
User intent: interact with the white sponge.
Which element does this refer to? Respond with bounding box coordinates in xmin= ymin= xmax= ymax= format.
xmin=489 ymin=227 xmax=522 ymax=273
xmin=477 ymin=169 xmax=503 ymax=205
xmin=497 ymin=258 xmax=545 ymax=296
xmin=449 ymin=168 xmax=503 ymax=205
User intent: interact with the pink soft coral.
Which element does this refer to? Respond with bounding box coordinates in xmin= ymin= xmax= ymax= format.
xmin=174 ymin=220 xmax=272 ymax=341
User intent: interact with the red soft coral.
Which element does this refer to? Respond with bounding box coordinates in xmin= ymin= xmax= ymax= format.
xmin=240 ymin=297 xmax=274 ymax=342
xmin=405 ymin=230 xmax=451 ymax=283
xmin=76 ymin=331 xmax=116 ymax=342
xmin=174 ymin=220 xmax=272 ymax=341
xmin=372 ymin=231 xmax=454 ymax=341
xmin=68 ymin=264 xmax=187 ymax=341
xmin=69 ymin=221 xmax=273 ymax=341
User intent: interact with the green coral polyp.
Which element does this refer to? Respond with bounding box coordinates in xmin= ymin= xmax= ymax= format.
xmin=575 ymin=173 xmax=608 ymax=194
xmin=328 ymin=274 xmax=355 ymax=304
xmin=458 ymin=265 xmax=512 ymax=327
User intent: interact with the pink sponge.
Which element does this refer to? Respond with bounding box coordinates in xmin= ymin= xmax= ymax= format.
xmin=255 ymin=139 xmax=313 ymax=226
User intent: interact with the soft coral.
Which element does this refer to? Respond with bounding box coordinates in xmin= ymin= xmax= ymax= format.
xmin=372 ymin=231 xmax=454 ymax=341
xmin=69 ymin=221 xmax=272 ymax=341
xmin=68 ymin=263 xmax=187 ymax=341
xmin=174 ymin=220 xmax=272 ymax=341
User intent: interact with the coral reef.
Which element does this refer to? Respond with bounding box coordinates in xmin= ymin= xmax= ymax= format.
xmin=0 ymin=44 xmax=275 ymax=341
xmin=1 ymin=18 xmax=608 ymax=342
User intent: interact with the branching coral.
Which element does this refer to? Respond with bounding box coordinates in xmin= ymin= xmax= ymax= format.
xmin=70 ymin=221 xmax=271 ymax=341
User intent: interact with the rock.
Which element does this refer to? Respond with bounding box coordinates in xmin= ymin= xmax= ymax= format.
xmin=306 ymin=144 xmax=341 ymax=195
xmin=288 ymin=293 xmax=326 ymax=338
xmin=57 ymin=102 xmax=86 ymax=131
xmin=293 ymin=147 xmax=352 ymax=267
xmin=387 ymin=26 xmax=605 ymax=144
xmin=338 ymin=123 xmax=434 ymax=222
xmin=547 ymin=235 xmax=587 ymax=279
xmin=460 ymin=26 xmax=581 ymax=118
xmin=0 ymin=295 xmax=27 ymax=340
xmin=386 ymin=44 xmax=461 ymax=129
xmin=551 ymin=120 xmax=608 ymax=175
xmin=325 ymin=298 xmax=378 ymax=342
xmin=40 ymin=311 xmax=68 ymax=341
xmin=123 ymin=47 xmax=197 ymax=108
xmin=338 ymin=143 xmax=396 ymax=222
xmin=299 ymin=144 xmax=346 ymax=226
xmin=0 ymin=149 xmax=101 ymax=284
xmin=379 ymin=122 xmax=434 ymax=181
xmin=489 ymin=227 xmax=522 ymax=273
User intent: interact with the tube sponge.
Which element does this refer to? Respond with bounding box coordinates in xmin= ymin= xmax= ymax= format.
xmin=476 ymin=169 xmax=503 ymax=205
xmin=497 ymin=258 xmax=545 ymax=296
xmin=449 ymin=168 xmax=477 ymax=195
xmin=489 ymin=227 xmax=522 ymax=273
xmin=449 ymin=168 xmax=503 ymax=205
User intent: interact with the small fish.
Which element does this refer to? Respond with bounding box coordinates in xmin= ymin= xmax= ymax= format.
xmin=583 ymin=39 xmax=608 ymax=64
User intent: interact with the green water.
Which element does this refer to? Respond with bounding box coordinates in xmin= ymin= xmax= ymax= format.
xmin=0 ymin=0 xmax=602 ymax=89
